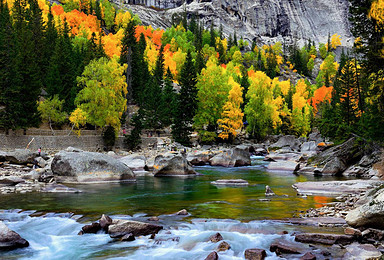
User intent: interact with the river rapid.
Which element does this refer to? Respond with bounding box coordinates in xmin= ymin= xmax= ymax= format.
xmin=0 ymin=157 xmax=349 ymax=259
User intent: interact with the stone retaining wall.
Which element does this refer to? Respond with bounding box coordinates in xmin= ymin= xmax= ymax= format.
xmin=0 ymin=135 xmax=158 ymax=152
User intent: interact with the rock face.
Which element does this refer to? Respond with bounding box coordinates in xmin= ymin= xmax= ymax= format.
xmin=186 ymin=150 xmax=212 ymax=166
xmin=346 ymin=187 xmax=384 ymax=229
xmin=0 ymin=221 xmax=29 ymax=250
xmin=108 ymin=219 xmax=163 ymax=238
xmin=267 ymin=161 xmax=299 ymax=172
xmin=117 ymin=0 xmax=352 ymax=47
xmin=209 ymin=146 xmax=251 ymax=167
xmin=271 ymin=135 xmax=301 ymax=151
xmin=153 ymin=155 xmax=197 ymax=176
xmin=310 ymin=137 xmax=364 ymax=176
xmin=51 ymin=150 xmax=135 ymax=183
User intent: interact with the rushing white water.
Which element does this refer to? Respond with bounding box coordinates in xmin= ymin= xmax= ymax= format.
xmin=0 ymin=210 xmax=323 ymax=260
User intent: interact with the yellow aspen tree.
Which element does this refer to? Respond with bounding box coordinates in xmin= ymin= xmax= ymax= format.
xmin=218 ymin=77 xmax=244 ymax=140
xmin=290 ymin=79 xmax=312 ymax=136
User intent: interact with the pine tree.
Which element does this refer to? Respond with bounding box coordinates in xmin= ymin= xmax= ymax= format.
xmin=172 ymin=51 xmax=197 ymax=146
xmin=209 ymin=22 xmax=216 ymax=48
xmin=159 ymin=69 xmax=177 ymax=127
xmin=0 ymin=1 xmax=23 ymax=131
xmin=12 ymin=0 xmax=43 ymax=129
xmin=153 ymin=45 xmax=165 ymax=87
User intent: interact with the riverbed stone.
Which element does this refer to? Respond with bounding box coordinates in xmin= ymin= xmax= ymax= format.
xmin=300 ymin=252 xmax=316 ymax=260
xmin=294 ymin=233 xmax=355 ymax=245
xmin=209 ymin=146 xmax=251 ymax=167
xmin=209 ymin=232 xmax=223 ymax=243
xmin=343 ymin=243 xmax=383 ymax=259
xmin=0 ymin=221 xmax=29 ymax=250
xmin=217 ymin=241 xmax=231 ymax=251
xmin=51 ymin=150 xmax=135 ymax=183
xmin=81 ymin=222 xmax=101 ymax=234
xmin=244 ymin=248 xmax=266 ymax=260
xmin=108 ymin=219 xmax=163 ymax=238
xmin=265 ymin=185 xmax=276 ymax=196
xmin=204 ymin=251 xmax=218 ymax=260
xmin=270 ymin=242 xmax=301 ymax=254
xmin=121 ymin=233 xmax=135 ymax=241
xmin=99 ymin=214 xmax=113 ymax=230
xmin=0 ymin=176 xmax=25 ymax=186
xmin=153 ymin=155 xmax=197 ymax=176
xmin=175 ymin=209 xmax=188 ymax=215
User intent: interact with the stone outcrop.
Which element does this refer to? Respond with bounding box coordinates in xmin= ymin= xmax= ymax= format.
xmin=186 ymin=150 xmax=213 ymax=166
xmin=51 ymin=150 xmax=135 ymax=183
xmin=0 ymin=221 xmax=29 ymax=250
xmin=4 ymin=149 xmax=39 ymax=165
xmin=292 ymin=180 xmax=381 ymax=196
xmin=209 ymin=146 xmax=251 ymax=167
xmin=153 ymin=154 xmax=197 ymax=176
xmin=346 ymin=186 xmax=384 ymax=229
xmin=116 ymin=0 xmax=352 ymax=47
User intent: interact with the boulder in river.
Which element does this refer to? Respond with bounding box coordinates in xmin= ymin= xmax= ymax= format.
xmin=175 ymin=209 xmax=189 ymax=215
xmin=209 ymin=146 xmax=251 ymax=167
xmin=153 ymin=155 xmax=197 ymax=176
xmin=0 ymin=221 xmax=29 ymax=250
xmin=108 ymin=219 xmax=163 ymax=238
xmin=300 ymin=252 xmax=316 ymax=260
xmin=321 ymin=157 xmax=347 ymax=175
xmin=244 ymin=248 xmax=266 ymax=260
xmin=209 ymin=232 xmax=223 ymax=243
xmin=204 ymin=251 xmax=218 ymax=260
xmin=119 ymin=154 xmax=147 ymax=172
xmin=186 ymin=150 xmax=213 ymax=166
xmin=270 ymin=242 xmax=301 ymax=255
xmin=294 ymin=233 xmax=355 ymax=245
xmin=217 ymin=241 xmax=231 ymax=251
xmin=267 ymin=161 xmax=299 ymax=172
xmin=345 ymin=186 xmax=384 ymax=229
xmin=51 ymin=150 xmax=135 ymax=183
xmin=265 ymin=185 xmax=276 ymax=196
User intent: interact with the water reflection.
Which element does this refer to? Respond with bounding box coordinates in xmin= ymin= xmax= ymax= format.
xmin=0 ymin=161 xmax=339 ymax=221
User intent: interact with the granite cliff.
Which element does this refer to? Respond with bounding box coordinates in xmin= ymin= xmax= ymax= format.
xmin=114 ymin=0 xmax=353 ymax=46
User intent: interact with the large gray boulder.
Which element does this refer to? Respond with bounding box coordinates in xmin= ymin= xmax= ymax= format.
xmin=51 ymin=151 xmax=135 ymax=183
xmin=301 ymin=141 xmax=317 ymax=153
xmin=267 ymin=161 xmax=300 ymax=172
xmin=0 ymin=221 xmax=29 ymax=250
xmin=321 ymin=157 xmax=347 ymax=175
xmin=271 ymin=135 xmax=301 ymax=151
xmin=209 ymin=146 xmax=251 ymax=167
xmin=153 ymin=155 xmax=197 ymax=176
xmin=346 ymin=187 xmax=384 ymax=229
xmin=4 ymin=149 xmax=38 ymax=164
xmin=119 ymin=154 xmax=147 ymax=171
xmin=343 ymin=243 xmax=383 ymax=259
xmin=186 ymin=150 xmax=213 ymax=166
xmin=108 ymin=219 xmax=163 ymax=238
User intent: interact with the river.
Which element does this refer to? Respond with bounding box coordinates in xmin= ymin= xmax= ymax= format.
xmin=0 ymin=157 xmax=348 ymax=259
